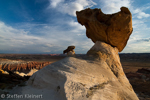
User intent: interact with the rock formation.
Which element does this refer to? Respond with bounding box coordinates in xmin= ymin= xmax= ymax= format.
xmin=76 ymin=7 xmax=132 ymax=52
xmin=7 ymin=7 xmax=139 ymax=100
xmin=9 ymin=41 xmax=139 ymax=100
xmin=0 ymin=61 xmax=51 ymax=73
xmin=63 ymin=46 xmax=75 ymax=54
xmin=67 ymin=51 xmax=76 ymax=57
xmin=63 ymin=46 xmax=76 ymax=57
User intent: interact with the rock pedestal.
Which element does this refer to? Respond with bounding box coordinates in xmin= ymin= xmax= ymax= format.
xmin=67 ymin=51 xmax=76 ymax=57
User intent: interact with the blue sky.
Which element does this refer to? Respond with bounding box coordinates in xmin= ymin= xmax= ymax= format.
xmin=0 ymin=0 xmax=150 ymax=54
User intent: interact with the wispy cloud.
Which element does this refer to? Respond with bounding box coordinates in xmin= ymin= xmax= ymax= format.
xmin=132 ymin=8 xmax=150 ymax=19
xmin=50 ymin=0 xmax=64 ymax=8
xmin=48 ymin=0 xmax=96 ymax=16
xmin=131 ymin=3 xmax=150 ymax=19
xmin=0 ymin=21 xmax=60 ymax=53
xmin=0 ymin=20 xmax=93 ymax=54
xmin=123 ymin=41 xmax=150 ymax=53
xmin=99 ymin=0 xmax=131 ymax=14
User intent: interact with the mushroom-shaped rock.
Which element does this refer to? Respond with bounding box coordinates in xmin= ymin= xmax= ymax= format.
xmin=63 ymin=46 xmax=75 ymax=57
xmin=76 ymin=7 xmax=132 ymax=52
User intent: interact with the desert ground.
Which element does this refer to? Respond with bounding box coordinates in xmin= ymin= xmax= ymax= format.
xmin=120 ymin=53 xmax=150 ymax=100
xmin=0 ymin=53 xmax=150 ymax=100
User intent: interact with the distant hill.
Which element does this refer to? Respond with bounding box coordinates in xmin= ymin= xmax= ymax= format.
xmin=119 ymin=53 xmax=150 ymax=61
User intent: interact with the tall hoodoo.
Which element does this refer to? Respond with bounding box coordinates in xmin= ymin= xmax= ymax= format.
xmin=76 ymin=7 xmax=132 ymax=52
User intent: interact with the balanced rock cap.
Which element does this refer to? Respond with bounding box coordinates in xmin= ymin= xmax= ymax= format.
xmin=76 ymin=7 xmax=132 ymax=52
xmin=63 ymin=46 xmax=75 ymax=54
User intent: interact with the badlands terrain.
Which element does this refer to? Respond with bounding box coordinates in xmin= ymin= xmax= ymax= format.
xmin=0 ymin=53 xmax=150 ymax=100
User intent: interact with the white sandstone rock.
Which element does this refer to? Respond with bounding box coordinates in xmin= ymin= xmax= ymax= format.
xmin=9 ymin=41 xmax=139 ymax=100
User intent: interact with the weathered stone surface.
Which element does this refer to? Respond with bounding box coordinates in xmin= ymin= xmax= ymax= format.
xmin=63 ymin=46 xmax=75 ymax=54
xmin=76 ymin=7 xmax=132 ymax=52
xmin=10 ymin=41 xmax=139 ymax=100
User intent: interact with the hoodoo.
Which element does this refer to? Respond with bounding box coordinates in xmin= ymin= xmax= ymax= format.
xmin=8 ymin=7 xmax=139 ymax=100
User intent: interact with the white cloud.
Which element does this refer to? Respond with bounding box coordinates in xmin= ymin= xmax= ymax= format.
xmin=0 ymin=21 xmax=60 ymax=53
xmin=67 ymin=20 xmax=85 ymax=32
xmin=99 ymin=0 xmax=131 ymax=14
xmin=130 ymin=3 xmax=150 ymax=19
xmin=98 ymin=0 xmax=150 ymax=19
xmin=50 ymin=0 xmax=64 ymax=8
xmin=123 ymin=41 xmax=150 ymax=53
xmin=132 ymin=8 xmax=150 ymax=19
xmin=48 ymin=0 xmax=96 ymax=16
xmin=0 ymin=20 xmax=94 ymax=54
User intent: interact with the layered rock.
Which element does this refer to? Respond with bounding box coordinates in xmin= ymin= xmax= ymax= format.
xmin=0 ymin=61 xmax=51 ymax=73
xmin=76 ymin=7 xmax=132 ymax=52
xmin=10 ymin=41 xmax=139 ymax=100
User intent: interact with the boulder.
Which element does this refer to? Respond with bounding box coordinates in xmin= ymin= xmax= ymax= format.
xmin=76 ymin=7 xmax=133 ymax=52
xmin=63 ymin=46 xmax=76 ymax=57
xmin=63 ymin=46 xmax=75 ymax=54
xmin=9 ymin=41 xmax=139 ymax=100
